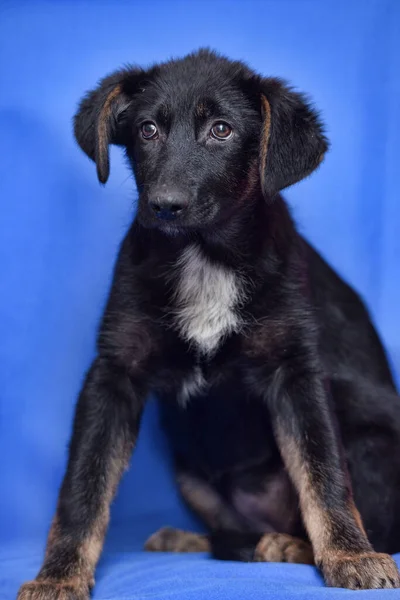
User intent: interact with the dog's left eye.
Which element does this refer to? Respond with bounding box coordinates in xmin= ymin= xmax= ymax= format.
xmin=210 ymin=122 xmax=233 ymax=140
xmin=141 ymin=122 xmax=158 ymax=139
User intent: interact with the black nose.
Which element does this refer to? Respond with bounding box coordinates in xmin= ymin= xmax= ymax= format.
xmin=149 ymin=189 xmax=188 ymax=221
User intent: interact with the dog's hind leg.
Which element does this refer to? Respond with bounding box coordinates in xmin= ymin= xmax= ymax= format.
xmin=145 ymin=471 xmax=243 ymax=553
xmin=144 ymin=472 xmax=314 ymax=563
xmin=145 ymin=528 xmax=314 ymax=563
xmin=332 ymin=378 xmax=400 ymax=554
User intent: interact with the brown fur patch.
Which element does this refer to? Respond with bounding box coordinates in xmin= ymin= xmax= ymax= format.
xmin=145 ymin=527 xmax=210 ymax=553
xmin=259 ymin=95 xmax=272 ymax=194
xmin=96 ymin=84 xmax=122 ymax=183
xmin=195 ymin=102 xmax=206 ymax=118
xmin=254 ymin=532 xmax=314 ymax=565
xmin=44 ymin=516 xmax=97 ymax=586
xmin=274 ymin=428 xmax=369 ymax=565
xmin=79 ymin=433 xmax=134 ymax=572
xmin=350 ymin=502 xmax=367 ymax=536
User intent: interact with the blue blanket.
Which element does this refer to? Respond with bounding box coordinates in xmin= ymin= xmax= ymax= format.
xmin=1 ymin=1 xmax=399 ymax=598
xmin=4 ymin=544 xmax=400 ymax=599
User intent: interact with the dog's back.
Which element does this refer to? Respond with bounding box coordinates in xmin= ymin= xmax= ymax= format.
xmin=306 ymin=239 xmax=396 ymax=387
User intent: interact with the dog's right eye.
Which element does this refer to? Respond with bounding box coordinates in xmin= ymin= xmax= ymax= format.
xmin=141 ymin=122 xmax=158 ymax=139
xmin=210 ymin=122 xmax=233 ymax=140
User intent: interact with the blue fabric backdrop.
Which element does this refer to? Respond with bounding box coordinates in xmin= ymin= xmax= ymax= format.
xmin=0 ymin=1 xmax=399 ymax=598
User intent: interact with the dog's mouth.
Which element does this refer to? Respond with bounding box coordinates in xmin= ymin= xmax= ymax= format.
xmin=137 ymin=210 xmax=190 ymax=235
xmin=154 ymin=222 xmax=189 ymax=237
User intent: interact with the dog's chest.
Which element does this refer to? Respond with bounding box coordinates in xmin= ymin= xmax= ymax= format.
xmin=173 ymin=244 xmax=244 ymax=355
xmin=159 ymin=372 xmax=276 ymax=477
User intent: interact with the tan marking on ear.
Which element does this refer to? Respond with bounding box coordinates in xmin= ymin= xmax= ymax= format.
xmin=96 ymin=84 xmax=122 ymax=183
xmin=260 ymin=95 xmax=272 ymax=191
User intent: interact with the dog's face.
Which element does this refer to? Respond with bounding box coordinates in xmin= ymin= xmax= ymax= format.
xmin=74 ymin=49 xmax=328 ymax=234
xmin=127 ymin=63 xmax=262 ymax=232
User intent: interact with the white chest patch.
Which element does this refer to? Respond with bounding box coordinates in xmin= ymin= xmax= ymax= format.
xmin=173 ymin=244 xmax=244 ymax=355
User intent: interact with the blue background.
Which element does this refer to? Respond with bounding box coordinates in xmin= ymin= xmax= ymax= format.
xmin=0 ymin=1 xmax=399 ymax=598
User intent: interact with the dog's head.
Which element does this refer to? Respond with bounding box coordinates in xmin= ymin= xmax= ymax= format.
xmin=74 ymin=49 xmax=328 ymax=233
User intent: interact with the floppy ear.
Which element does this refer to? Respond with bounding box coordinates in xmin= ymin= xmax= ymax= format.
xmin=74 ymin=68 xmax=142 ymax=184
xmin=259 ymin=78 xmax=329 ymax=199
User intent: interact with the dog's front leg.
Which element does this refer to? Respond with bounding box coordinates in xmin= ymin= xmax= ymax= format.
xmin=266 ymin=363 xmax=400 ymax=589
xmin=17 ymin=357 xmax=146 ymax=600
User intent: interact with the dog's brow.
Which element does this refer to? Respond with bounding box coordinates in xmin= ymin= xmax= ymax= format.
xmin=156 ymin=103 xmax=170 ymax=125
xmin=195 ymin=98 xmax=219 ymax=119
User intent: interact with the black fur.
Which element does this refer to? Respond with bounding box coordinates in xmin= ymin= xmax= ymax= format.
xmin=18 ymin=49 xmax=400 ymax=598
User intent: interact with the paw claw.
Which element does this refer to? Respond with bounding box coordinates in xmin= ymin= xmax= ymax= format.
xmin=322 ymin=552 xmax=400 ymax=590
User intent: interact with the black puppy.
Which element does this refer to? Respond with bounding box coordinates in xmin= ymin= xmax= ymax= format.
xmin=18 ymin=49 xmax=400 ymax=599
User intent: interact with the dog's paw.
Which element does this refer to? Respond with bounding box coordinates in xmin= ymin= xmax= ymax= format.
xmin=144 ymin=526 xmax=209 ymax=552
xmin=17 ymin=579 xmax=89 ymax=600
xmin=321 ymin=552 xmax=400 ymax=589
xmin=254 ymin=533 xmax=314 ymax=565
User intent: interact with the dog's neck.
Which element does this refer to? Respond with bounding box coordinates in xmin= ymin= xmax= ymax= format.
xmin=134 ymin=194 xmax=295 ymax=278
xmin=134 ymin=195 xmax=296 ymax=357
